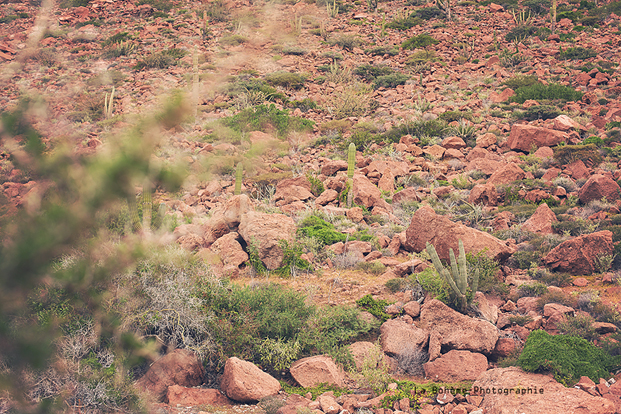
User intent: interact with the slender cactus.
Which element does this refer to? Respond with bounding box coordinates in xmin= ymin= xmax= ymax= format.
xmin=234 ymin=162 xmax=243 ymax=195
xmin=347 ymin=143 xmax=355 ymax=208
xmin=426 ymin=239 xmax=479 ymax=313
xmin=104 ymin=87 xmax=115 ymax=119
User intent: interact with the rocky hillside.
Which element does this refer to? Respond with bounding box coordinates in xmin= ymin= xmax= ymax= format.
xmin=2 ymin=0 xmax=621 ymax=413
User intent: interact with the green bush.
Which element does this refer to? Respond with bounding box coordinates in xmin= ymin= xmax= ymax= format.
xmin=386 ymin=14 xmax=422 ymax=30
xmin=524 ymin=0 xmax=550 ymax=14
xmin=553 ymin=144 xmax=601 ymax=167
xmin=402 ymin=33 xmax=439 ymax=50
xmin=133 ymin=48 xmax=187 ymax=70
xmin=466 ymin=251 xmax=500 ymax=294
xmin=354 ymin=64 xmax=395 ymax=81
xmin=382 ymin=119 xmax=447 ymax=143
xmin=413 ymin=6 xmax=444 ymax=20
xmin=517 ymin=330 xmax=620 ymax=385
xmin=328 ymin=34 xmax=362 ymax=51
xmin=298 ymin=215 xmax=347 ymax=246
xmin=275 ymin=239 xmax=312 ymax=277
xmin=264 ymin=71 xmax=306 ymax=89
xmin=558 ymin=314 xmax=600 ymax=342
xmin=409 ymin=267 xmax=451 ymax=306
xmin=439 ymin=110 xmax=473 ymax=123
xmin=509 ymin=83 xmax=583 ymax=104
xmin=560 ymin=47 xmax=597 ymax=60
xmin=356 ymin=294 xmax=391 ymax=321
xmin=505 ymin=25 xmax=537 ymax=42
xmin=582 ymin=136 xmax=604 ymax=146
xmin=517 ymin=282 xmax=548 ymax=297
xmin=521 ymin=105 xmax=562 ymax=121
xmin=373 ymin=74 xmax=410 ymax=89
xmin=222 ymin=104 xmax=314 ymax=138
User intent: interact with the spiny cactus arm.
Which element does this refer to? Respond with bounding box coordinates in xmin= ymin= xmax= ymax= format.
xmin=347 ymin=143 xmax=355 ymax=179
xmin=448 ymin=247 xmax=461 ymax=293
xmin=427 ymin=242 xmax=463 ymax=299
xmin=457 ymin=239 xmax=468 ymax=294
xmin=471 ymin=268 xmax=480 ymax=295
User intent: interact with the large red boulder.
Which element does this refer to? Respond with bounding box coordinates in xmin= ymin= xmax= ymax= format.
xmin=136 ymin=349 xmax=204 ymax=402
xmin=419 ymin=299 xmax=499 ymax=355
xmin=543 ymin=230 xmax=614 ymax=275
xmin=404 ymin=205 xmax=514 ymax=262
xmin=210 ymin=232 xmax=248 ymax=267
xmin=472 ymin=367 xmax=616 ymax=414
xmin=238 ymin=211 xmax=296 ymax=270
xmin=521 ymin=203 xmax=558 ymax=234
xmin=352 ymin=174 xmax=384 ymax=209
xmin=290 ymin=355 xmax=344 ymax=388
xmin=423 ymin=350 xmax=488 ymax=382
xmin=507 ymin=124 xmax=569 ymax=152
xmin=220 ymin=357 xmax=281 ymax=403
xmin=488 ymin=163 xmax=526 ymax=186
xmin=379 ymin=318 xmax=429 ymax=357
xmin=468 ymin=183 xmax=498 ymax=206
xmin=578 ymin=174 xmax=621 ymax=204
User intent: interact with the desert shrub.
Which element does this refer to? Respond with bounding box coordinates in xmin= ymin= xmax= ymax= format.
xmin=222 ymin=104 xmax=314 ymax=138
xmin=521 ymin=105 xmax=562 ymax=121
xmin=219 ymin=34 xmax=248 ymax=46
xmin=406 ymin=50 xmax=441 ymax=65
xmin=557 ymin=314 xmax=600 ymax=342
xmin=402 ymin=33 xmax=439 ymax=50
xmin=352 ymin=343 xmax=393 ymax=393
xmin=509 ymin=83 xmax=583 ymax=104
xmin=264 ymin=71 xmax=306 ymax=89
xmin=356 ymin=294 xmax=391 ymax=321
xmin=438 ymin=110 xmax=473 ymax=123
xmin=517 ymin=330 xmax=620 ymax=385
xmin=328 ymin=34 xmax=362 ymax=51
xmin=466 ymin=252 xmax=501 ymax=294
xmin=397 ymin=347 xmax=428 ymax=376
xmin=414 ymin=6 xmax=444 ymax=19
xmin=386 ymin=14 xmax=422 ymax=30
xmin=381 ymin=119 xmax=446 ymax=143
xmin=259 ymin=395 xmax=287 ymax=414
xmin=288 ymin=98 xmax=317 ymax=112
xmin=281 ymin=382 xmax=351 ymax=400
xmin=275 ymin=240 xmax=312 ymax=277
xmin=560 ymin=47 xmax=597 ymax=60
xmin=524 ymin=0 xmax=550 ymax=14
xmin=582 ymin=135 xmax=604 ymax=147
xmin=298 ymin=215 xmax=347 ymax=246
xmin=517 ymin=282 xmax=548 ymax=297
xmin=204 ymin=0 xmax=228 ymax=22
xmin=553 ymin=144 xmax=602 ymax=167
xmin=133 ymin=48 xmax=187 ymax=70
xmin=354 ymin=64 xmax=395 ymax=81
xmin=409 ymin=267 xmax=452 ymax=307
xmin=505 ymin=25 xmax=537 ymax=42
xmin=373 ymin=74 xmax=410 ymax=89
xmin=223 ymin=76 xmax=287 ymax=103
xmin=385 ymin=278 xmax=414 ymax=293
xmin=536 ymin=290 xmax=576 ymax=311
xmin=356 ymin=261 xmax=386 ymax=275
xmin=509 ymin=315 xmax=533 ymax=326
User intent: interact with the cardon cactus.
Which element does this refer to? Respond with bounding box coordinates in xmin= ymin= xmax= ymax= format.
xmin=347 ymin=143 xmax=355 ymax=207
xmin=426 ymin=239 xmax=479 ymax=313
xmin=234 ymin=162 xmax=243 ymax=195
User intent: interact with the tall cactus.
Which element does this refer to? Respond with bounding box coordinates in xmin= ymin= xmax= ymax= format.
xmin=426 ymin=239 xmax=479 ymax=313
xmin=346 ymin=143 xmax=355 ymax=208
xmin=234 ymin=162 xmax=243 ymax=195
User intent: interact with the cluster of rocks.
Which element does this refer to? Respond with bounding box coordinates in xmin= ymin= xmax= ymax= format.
xmin=135 ymin=295 xmax=620 ymax=413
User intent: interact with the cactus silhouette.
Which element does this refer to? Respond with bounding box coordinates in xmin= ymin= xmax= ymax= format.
xmin=426 ymin=239 xmax=479 ymax=313
xmin=347 ymin=143 xmax=355 ymax=208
